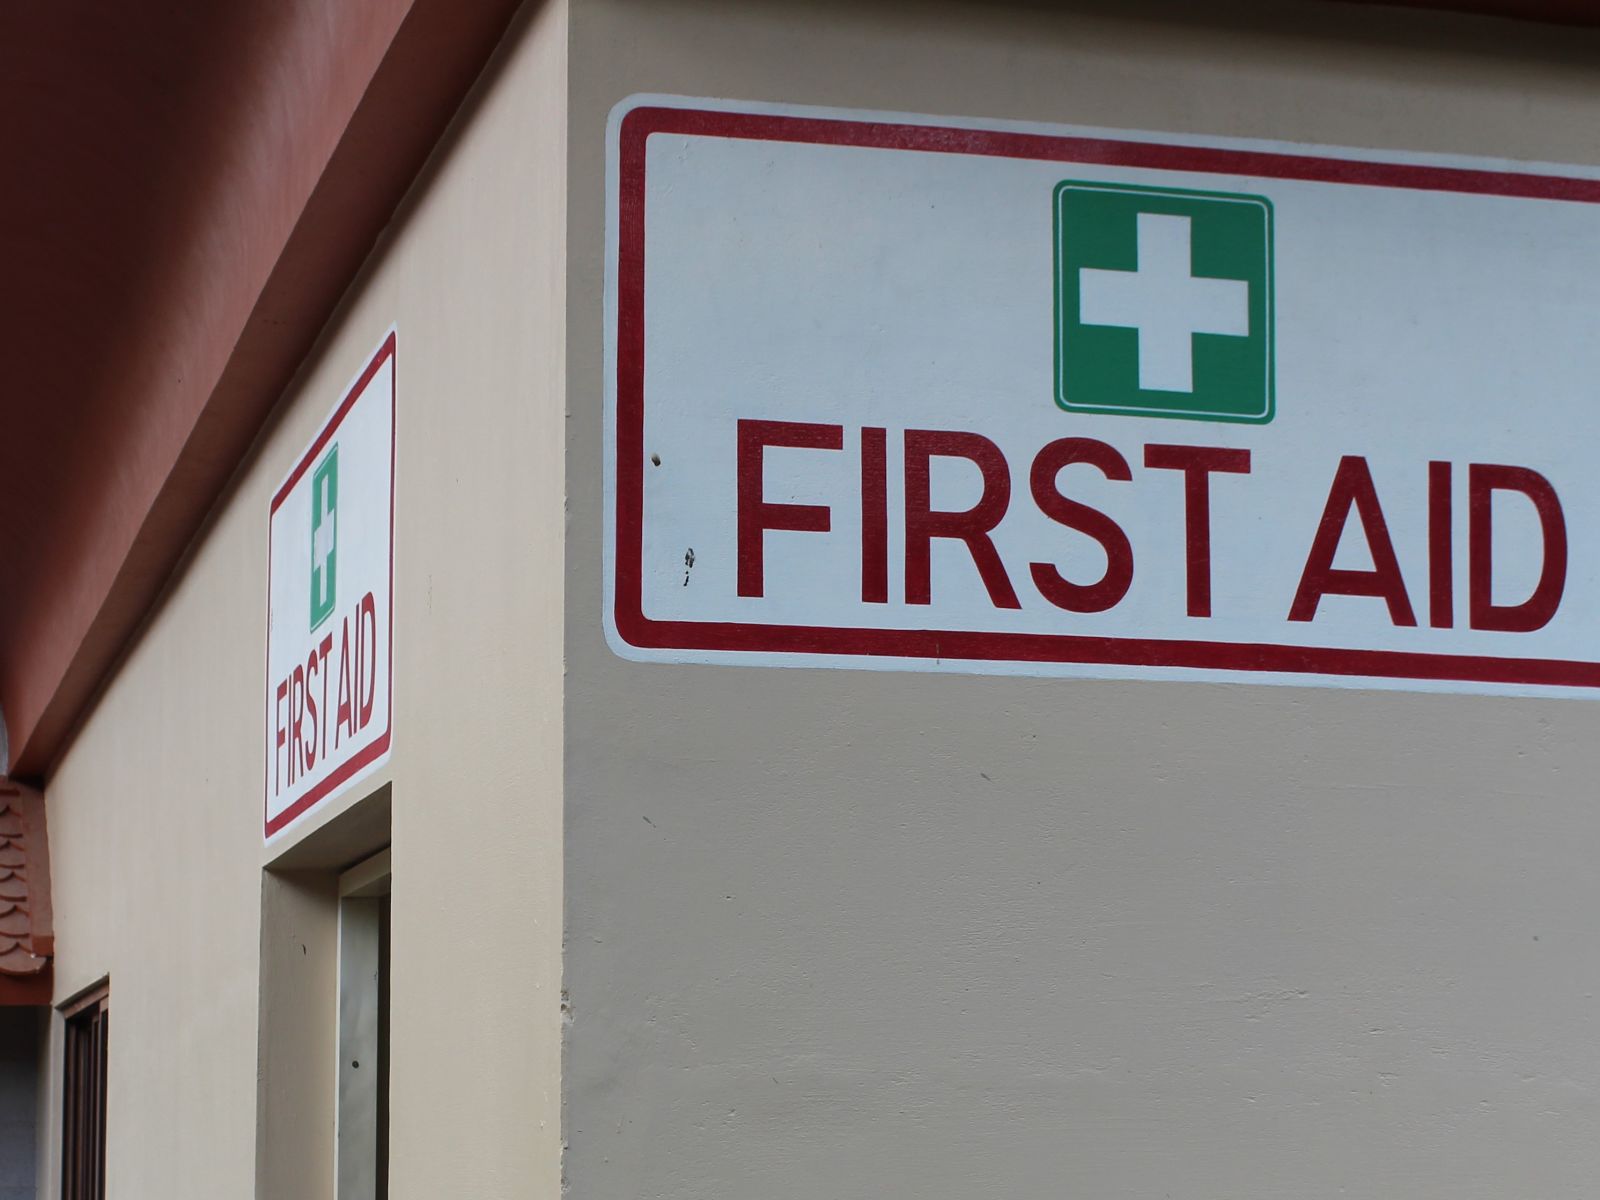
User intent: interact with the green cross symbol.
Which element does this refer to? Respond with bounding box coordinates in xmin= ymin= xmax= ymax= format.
xmin=310 ymin=444 xmax=338 ymax=632
xmin=1055 ymin=180 xmax=1274 ymax=423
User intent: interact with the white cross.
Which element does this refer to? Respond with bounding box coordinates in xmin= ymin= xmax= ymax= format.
xmin=312 ymin=480 xmax=335 ymax=605
xmin=1078 ymin=212 xmax=1250 ymax=393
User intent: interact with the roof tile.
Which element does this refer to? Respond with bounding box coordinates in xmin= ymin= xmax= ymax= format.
xmin=0 ymin=943 xmax=44 ymax=974
xmin=0 ymin=783 xmax=50 ymax=982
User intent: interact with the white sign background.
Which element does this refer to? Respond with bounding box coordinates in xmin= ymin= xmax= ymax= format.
xmin=604 ymin=96 xmax=1600 ymax=696
xmin=265 ymin=331 xmax=395 ymax=837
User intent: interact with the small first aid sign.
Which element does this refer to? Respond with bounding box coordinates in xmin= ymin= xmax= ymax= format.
xmin=266 ymin=332 xmax=395 ymax=837
xmin=603 ymin=96 xmax=1600 ymax=697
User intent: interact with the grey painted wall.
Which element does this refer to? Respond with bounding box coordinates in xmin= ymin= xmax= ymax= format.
xmin=0 ymin=1008 xmax=40 ymax=1200
xmin=564 ymin=1 xmax=1600 ymax=1196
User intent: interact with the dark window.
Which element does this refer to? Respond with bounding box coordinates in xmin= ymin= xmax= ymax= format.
xmin=61 ymin=982 xmax=108 ymax=1200
xmin=376 ymin=895 xmax=390 ymax=1200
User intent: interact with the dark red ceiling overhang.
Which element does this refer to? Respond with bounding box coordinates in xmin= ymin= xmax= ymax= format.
xmin=1377 ymin=0 xmax=1600 ymax=23
xmin=0 ymin=0 xmax=524 ymax=779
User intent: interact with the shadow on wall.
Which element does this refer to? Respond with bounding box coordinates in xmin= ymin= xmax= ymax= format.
xmin=0 ymin=1006 xmax=40 ymax=1200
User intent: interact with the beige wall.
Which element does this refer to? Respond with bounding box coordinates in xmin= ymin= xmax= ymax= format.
xmin=34 ymin=1 xmax=1600 ymax=1197
xmin=39 ymin=1 xmax=566 ymax=1196
xmin=562 ymin=2 xmax=1600 ymax=1197
xmin=384 ymin=0 xmax=565 ymax=1191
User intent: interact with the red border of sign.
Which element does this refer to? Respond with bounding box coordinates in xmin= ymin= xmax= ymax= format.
xmin=264 ymin=331 xmax=396 ymax=838
xmin=612 ymin=104 xmax=1600 ymax=690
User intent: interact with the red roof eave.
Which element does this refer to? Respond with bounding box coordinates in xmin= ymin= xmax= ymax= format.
xmin=0 ymin=0 xmax=524 ymax=780
xmin=1377 ymin=0 xmax=1600 ymax=25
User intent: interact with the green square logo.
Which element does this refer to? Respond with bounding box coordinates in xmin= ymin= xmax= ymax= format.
xmin=310 ymin=444 xmax=338 ymax=632
xmin=1054 ymin=181 xmax=1274 ymax=423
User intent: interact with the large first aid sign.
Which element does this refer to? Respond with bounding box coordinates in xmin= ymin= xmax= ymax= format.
xmin=604 ymin=97 xmax=1600 ymax=696
xmin=266 ymin=332 xmax=395 ymax=837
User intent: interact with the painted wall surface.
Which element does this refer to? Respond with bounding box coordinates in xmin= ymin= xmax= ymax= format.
xmin=563 ymin=2 xmax=1600 ymax=1196
xmin=0 ymin=1010 xmax=39 ymax=1200
xmin=37 ymin=2 xmax=565 ymax=1196
xmin=30 ymin=2 xmax=1600 ymax=1198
